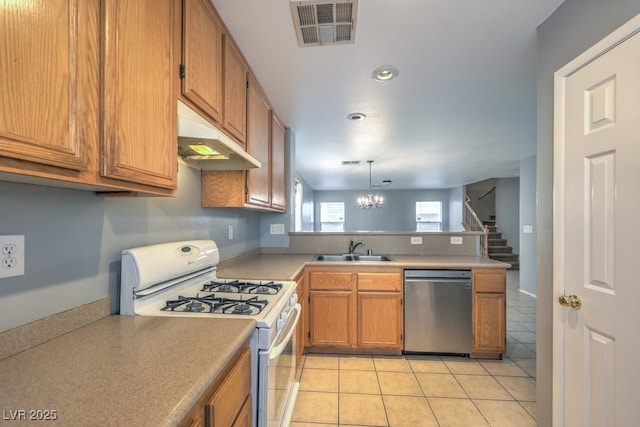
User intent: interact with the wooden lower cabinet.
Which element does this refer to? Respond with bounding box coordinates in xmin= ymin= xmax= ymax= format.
xmin=310 ymin=290 xmax=355 ymax=347
xmin=357 ymin=292 xmax=402 ymax=349
xmin=307 ymin=266 xmax=402 ymax=351
xmin=179 ymin=345 xmax=251 ymax=427
xmin=472 ymin=268 xmax=507 ymax=354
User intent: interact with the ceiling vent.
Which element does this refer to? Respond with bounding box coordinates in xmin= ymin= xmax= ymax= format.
xmin=342 ymin=160 xmax=361 ymax=166
xmin=290 ymin=0 xmax=358 ymax=47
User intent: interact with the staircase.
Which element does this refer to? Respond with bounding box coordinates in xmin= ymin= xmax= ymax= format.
xmin=484 ymin=217 xmax=519 ymax=270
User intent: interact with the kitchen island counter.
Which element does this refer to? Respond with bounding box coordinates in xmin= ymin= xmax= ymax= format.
xmin=216 ymin=253 xmax=509 ymax=281
xmin=0 ymin=315 xmax=255 ymax=426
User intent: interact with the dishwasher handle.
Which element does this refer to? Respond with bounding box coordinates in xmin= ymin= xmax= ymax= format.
xmin=404 ymin=270 xmax=471 ymax=280
xmin=404 ymin=277 xmax=472 ymax=285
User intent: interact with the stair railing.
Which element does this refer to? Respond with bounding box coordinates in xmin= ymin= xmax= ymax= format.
xmin=463 ymin=195 xmax=489 ymax=258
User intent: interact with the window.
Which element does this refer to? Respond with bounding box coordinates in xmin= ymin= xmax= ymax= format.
xmin=416 ymin=201 xmax=442 ymax=231
xmin=320 ymin=202 xmax=345 ymax=231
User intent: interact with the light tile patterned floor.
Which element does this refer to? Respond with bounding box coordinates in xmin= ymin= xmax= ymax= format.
xmin=291 ymin=271 xmax=536 ymax=426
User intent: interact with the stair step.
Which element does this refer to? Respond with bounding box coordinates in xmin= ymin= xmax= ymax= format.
xmin=488 ymin=238 xmax=507 ymax=246
xmin=485 ymin=225 xmax=498 ymax=232
xmin=488 ymin=245 xmax=513 ymax=254
xmin=489 ymin=253 xmax=520 ymax=262
xmin=483 ymin=219 xmax=496 ymax=226
xmin=488 ymin=231 xmax=502 ymax=239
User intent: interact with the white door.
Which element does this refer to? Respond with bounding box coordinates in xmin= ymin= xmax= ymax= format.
xmin=553 ymin=16 xmax=640 ymax=426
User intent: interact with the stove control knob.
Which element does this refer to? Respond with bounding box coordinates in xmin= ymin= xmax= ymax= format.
xmin=290 ymin=293 xmax=298 ymax=307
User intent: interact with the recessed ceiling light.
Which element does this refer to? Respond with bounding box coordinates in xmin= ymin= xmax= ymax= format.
xmin=347 ymin=112 xmax=366 ymax=121
xmin=372 ymin=65 xmax=399 ymax=82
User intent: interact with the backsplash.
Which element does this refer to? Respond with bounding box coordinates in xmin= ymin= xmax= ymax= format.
xmin=282 ymin=232 xmax=481 ymax=256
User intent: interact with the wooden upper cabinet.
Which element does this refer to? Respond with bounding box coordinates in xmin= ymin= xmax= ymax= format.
xmin=246 ymin=75 xmax=271 ymax=208
xmin=101 ymin=0 xmax=178 ymax=190
xmin=271 ymin=113 xmax=287 ymax=211
xmin=182 ymin=0 xmax=223 ymax=122
xmin=222 ymin=36 xmax=248 ymax=146
xmin=0 ymin=0 xmax=91 ymax=171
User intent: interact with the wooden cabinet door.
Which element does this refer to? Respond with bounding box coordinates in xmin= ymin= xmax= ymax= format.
xmin=222 ymin=36 xmax=247 ymax=146
xmin=357 ymin=292 xmax=403 ymax=349
xmin=270 ymin=112 xmax=287 ymax=211
xmin=309 ymin=291 xmax=354 ymax=347
xmin=102 ymin=0 xmax=178 ymax=190
xmin=0 ymin=0 xmax=92 ymax=171
xmin=246 ymin=75 xmax=271 ymax=208
xmin=230 ymin=395 xmax=252 ymax=427
xmin=182 ymin=0 xmax=223 ymax=122
xmin=472 ymin=292 xmax=506 ymax=353
xmin=471 ymin=268 xmax=506 ymax=354
xmin=206 ymin=347 xmax=251 ymax=427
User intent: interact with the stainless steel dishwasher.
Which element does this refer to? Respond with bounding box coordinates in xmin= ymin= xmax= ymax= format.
xmin=404 ymin=269 xmax=472 ymax=354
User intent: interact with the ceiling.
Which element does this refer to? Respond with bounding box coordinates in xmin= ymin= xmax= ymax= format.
xmin=212 ymin=0 xmax=565 ymax=191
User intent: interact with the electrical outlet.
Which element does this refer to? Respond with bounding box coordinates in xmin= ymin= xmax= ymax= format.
xmin=410 ymin=237 xmax=422 ymax=245
xmin=450 ymin=236 xmax=463 ymax=245
xmin=270 ymin=224 xmax=285 ymax=235
xmin=0 ymin=235 xmax=25 ymax=279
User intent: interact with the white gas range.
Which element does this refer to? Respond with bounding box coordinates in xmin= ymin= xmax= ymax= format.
xmin=120 ymin=240 xmax=300 ymax=427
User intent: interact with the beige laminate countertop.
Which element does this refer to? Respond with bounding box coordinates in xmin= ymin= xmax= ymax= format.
xmin=0 ymin=316 xmax=255 ymax=426
xmin=216 ymin=254 xmax=509 ymax=280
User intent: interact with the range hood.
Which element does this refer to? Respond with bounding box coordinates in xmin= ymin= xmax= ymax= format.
xmin=177 ymin=100 xmax=261 ymax=170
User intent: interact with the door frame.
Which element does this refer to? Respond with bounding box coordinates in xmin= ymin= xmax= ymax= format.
xmin=552 ymin=13 xmax=640 ymax=426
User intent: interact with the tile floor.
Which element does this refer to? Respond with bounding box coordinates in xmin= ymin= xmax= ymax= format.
xmin=291 ymin=271 xmax=536 ymax=427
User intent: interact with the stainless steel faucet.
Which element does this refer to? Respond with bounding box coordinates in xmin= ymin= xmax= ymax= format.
xmin=348 ymin=240 xmax=365 ymax=254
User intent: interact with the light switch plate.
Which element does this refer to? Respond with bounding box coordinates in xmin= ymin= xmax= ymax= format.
xmin=450 ymin=236 xmax=463 ymax=245
xmin=523 ymin=225 xmax=533 ymax=233
xmin=410 ymin=237 xmax=422 ymax=245
xmin=228 ymin=225 xmax=234 ymax=240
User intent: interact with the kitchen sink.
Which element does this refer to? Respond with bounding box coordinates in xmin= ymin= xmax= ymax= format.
xmin=312 ymin=254 xmax=394 ymax=262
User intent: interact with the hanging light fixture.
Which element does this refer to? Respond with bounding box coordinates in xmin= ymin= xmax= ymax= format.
xmin=357 ymin=160 xmax=384 ymax=209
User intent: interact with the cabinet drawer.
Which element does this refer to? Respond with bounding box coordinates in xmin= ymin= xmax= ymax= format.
xmin=206 ymin=347 xmax=251 ymax=426
xmin=309 ymin=272 xmax=353 ymax=291
xmin=473 ymin=269 xmax=506 ymax=293
xmin=357 ymin=273 xmax=402 ymax=292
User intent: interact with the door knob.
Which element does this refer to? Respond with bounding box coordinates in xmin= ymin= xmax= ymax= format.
xmin=559 ymin=294 xmax=582 ymax=310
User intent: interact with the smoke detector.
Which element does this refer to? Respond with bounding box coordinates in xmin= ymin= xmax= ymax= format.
xmin=290 ymin=0 xmax=358 ymax=47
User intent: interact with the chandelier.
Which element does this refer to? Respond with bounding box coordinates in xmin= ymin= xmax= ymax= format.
xmin=357 ymin=160 xmax=383 ymax=209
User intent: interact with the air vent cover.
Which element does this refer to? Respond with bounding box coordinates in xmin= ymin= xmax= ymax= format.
xmin=290 ymin=0 xmax=358 ymax=47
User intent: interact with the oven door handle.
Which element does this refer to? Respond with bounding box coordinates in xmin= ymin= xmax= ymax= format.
xmin=266 ymin=303 xmax=301 ymax=360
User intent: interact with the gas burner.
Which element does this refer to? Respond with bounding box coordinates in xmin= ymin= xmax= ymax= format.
xmin=202 ymin=280 xmax=242 ymax=293
xmin=233 ymin=303 xmax=252 ymax=314
xmin=161 ymin=294 xmax=221 ymax=313
xmin=215 ymin=296 xmax=268 ymax=316
xmin=244 ymin=282 xmax=282 ymax=295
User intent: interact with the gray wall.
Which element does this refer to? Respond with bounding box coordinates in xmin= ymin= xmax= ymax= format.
xmin=0 ymin=164 xmax=261 ymax=332
xmin=519 ymin=155 xmax=536 ymax=296
xmin=537 ymin=2 xmax=640 ymax=425
xmin=495 ymin=178 xmax=520 ymax=254
xmin=448 ymin=186 xmax=465 ymax=232
xmin=313 ymin=189 xmax=452 ymax=232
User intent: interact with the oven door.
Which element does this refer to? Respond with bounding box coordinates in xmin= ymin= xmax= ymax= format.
xmin=258 ymin=303 xmax=301 ymax=427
